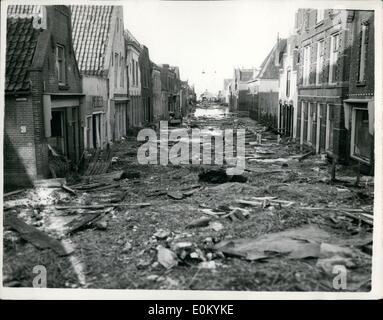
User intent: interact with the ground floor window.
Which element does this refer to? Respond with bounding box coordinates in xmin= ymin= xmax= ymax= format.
xmin=326 ymin=104 xmax=334 ymax=152
xmin=302 ymin=102 xmax=308 ymax=143
xmin=352 ymin=107 xmax=370 ymax=162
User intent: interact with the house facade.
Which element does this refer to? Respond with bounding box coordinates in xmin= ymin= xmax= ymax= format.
xmin=343 ymin=10 xmax=374 ymax=172
xmin=151 ymin=62 xmax=163 ymax=124
xmin=125 ymin=30 xmax=143 ymax=127
xmin=296 ymin=9 xmax=354 ymax=160
xmin=230 ymin=68 xmax=254 ymax=113
xmin=139 ymin=45 xmax=153 ymax=124
xmin=5 ymin=5 xmax=83 ymax=188
xmin=248 ymin=39 xmax=286 ymax=128
xmin=71 ymin=5 xmax=128 ymax=149
xmin=278 ymin=34 xmax=299 ymax=137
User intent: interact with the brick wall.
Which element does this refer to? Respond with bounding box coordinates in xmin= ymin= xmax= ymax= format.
xmin=4 ymin=96 xmax=36 ymax=188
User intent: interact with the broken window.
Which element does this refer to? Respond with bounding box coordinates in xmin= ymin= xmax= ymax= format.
xmin=56 ymin=45 xmax=66 ymax=85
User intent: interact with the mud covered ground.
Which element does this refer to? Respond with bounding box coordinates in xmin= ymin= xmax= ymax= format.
xmin=3 ymin=106 xmax=374 ymax=291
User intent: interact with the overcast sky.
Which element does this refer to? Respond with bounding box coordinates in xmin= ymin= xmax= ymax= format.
xmin=123 ymin=1 xmax=299 ymax=95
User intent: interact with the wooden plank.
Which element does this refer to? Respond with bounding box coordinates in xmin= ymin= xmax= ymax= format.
xmin=82 ymin=170 xmax=124 ymax=183
xmin=64 ymin=212 xmax=103 ymax=234
xmin=55 ymin=202 xmax=151 ymax=210
xmin=4 ymin=215 xmax=73 ymax=256
xmin=33 ymin=178 xmax=66 ymax=188
xmin=4 ymin=189 xmax=25 ymax=198
xmin=62 ymin=185 xmax=77 ymax=195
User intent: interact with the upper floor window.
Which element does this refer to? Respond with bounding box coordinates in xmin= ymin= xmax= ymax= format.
xmin=286 ymin=69 xmax=291 ymax=97
xmin=120 ymin=56 xmax=124 ymax=87
xmin=303 ymin=45 xmax=311 ymax=85
xmin=329 ymin=33 xmax=340 ymax=84
xmin=316 ymin=9 xmax=325 ymax=24
xmin=358 ymin=23 xmax=368 ymax=83
xmin=135 ymin=61 xmax=139 ymax=86
xmin=56 ymin=45 xmax=66 ymax=85
xmin=114 ymin=53 xmax=118 ymax=88
xmin=316 ymin=40 xmax=324 ymax=84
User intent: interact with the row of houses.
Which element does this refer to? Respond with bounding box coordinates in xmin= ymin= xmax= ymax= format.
xmin=4 ymin=5 xmax=196 ymax=188
xmin=225 ymin=9 xmax=375 ymax=173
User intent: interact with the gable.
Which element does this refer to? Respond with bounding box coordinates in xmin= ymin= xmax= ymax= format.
xmin=70 ymin=5 xmax=114 ymax=76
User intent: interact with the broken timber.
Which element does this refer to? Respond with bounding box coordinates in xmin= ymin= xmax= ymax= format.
xmin=55 ymin=203 xmax=151 ymax=210
xmin=4 ymin=215 xmax=73 ymax=256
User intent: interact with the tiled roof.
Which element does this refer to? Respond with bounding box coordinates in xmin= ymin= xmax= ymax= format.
xmin=7 ymin=5 xmax=42 ymax=17
xmin=5 ymin=17 xmax=40 ymax=92
xmin=257 ymin=39 xmax=287 ymax=79
xmin=70 ymin=5 xmax=114 ymax=76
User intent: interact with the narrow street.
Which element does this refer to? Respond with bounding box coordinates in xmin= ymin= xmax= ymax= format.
xmin=3 ymin=103 xmax=373 ymax=291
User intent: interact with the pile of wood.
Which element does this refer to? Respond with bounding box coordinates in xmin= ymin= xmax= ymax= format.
xmin=84 ymin=148 xmax=113 ymax=176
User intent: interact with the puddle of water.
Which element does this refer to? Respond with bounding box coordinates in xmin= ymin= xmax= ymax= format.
xmin=194 ymin=105 xmax=229 ymax=118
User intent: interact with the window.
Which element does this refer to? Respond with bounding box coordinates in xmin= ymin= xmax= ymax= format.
xmin=135 ymin=61 xmax=139 ymax=86
xmin=286 ymin=69 xmax=291 ymax=97
xmin=358 ymin=23 xmax=368 ymax=83
xmin=316 ymin=9 xmax=324 ymax=23
xmin=316 ymin=40 xmax=324 ymax=84
xmin=351 ymin=107 xmax=370 ymax=162
xmin=132 ymin=60 xmax=135 ymax=86
xmin=120 ymin=56 xmax=124 ymax=87
xmin=303 ymin=45 xmax=311 ymax=85
xmin=329 ymin=33 xmax=340 ymax=84
xmin=56 ymin=45 xmax=66 ymax=85
xmin=114 ymin=53 xmax=118 ymax=87
xmin=326 ymin=105 xmax=334 ymax=151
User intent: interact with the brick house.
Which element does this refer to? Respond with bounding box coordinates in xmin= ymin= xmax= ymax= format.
xmin=296 ymin=9 xmax=356 ymax=161
xmin=343 ymin=10 xmax=374 ymax=173
xmin=230 ymin=68 xmax=254 ymax=113
xmin=4 ymin=5 xmax=83 ymax=188
xmin=248 ymin=38 xmax=286 ymax=128
xmin=139 ymin=45 xmax=153 ymax=124
xmin=151 ymin=62 xmax=163 ymax=124
xmin=71 ymin=5 xmax=128 ymax=148
xmin=278 ymin=34 xmax=299 ymax=138
xmin=125 ymin=29 xmax=143 ymax=128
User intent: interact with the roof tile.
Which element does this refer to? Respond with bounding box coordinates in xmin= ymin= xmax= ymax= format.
xmin=70 ymin=5 xmax=114 ymax=75
xmin=5 ymin=16 xmax=39 ymax=92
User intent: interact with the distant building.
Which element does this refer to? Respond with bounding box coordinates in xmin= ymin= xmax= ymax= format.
xmin=139 ymin=45 xmax=153 ymax=124
xmin=5 ymin=5 xmax=84 ymax=187
xmin=278 ymin=34 xmax=299 ymax=138
xmin=151 ymin=62 xmax=163 ymax=123
xmin=230 ymin=68 xmax=255 ymax=112
xmin=248 ymin=38 xmax=286 ymax=127
xmin=223 ymin=79 xmax=232 ymax=104
xmin=125 ymin=29 xmax=142 ymax=127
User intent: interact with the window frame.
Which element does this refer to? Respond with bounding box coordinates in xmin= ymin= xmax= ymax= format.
xmin=329 ymin=33 xmax=340 ymax=84
xmin=316 ymin=9 xmax=325 ymax=24
xmin=56 ymin=44 xmax=66 ymax=86
xmin=316 ymin=40 xmax=324 ymax=85
xmin=358 ymin=23 xmax=368 ymax=84
xmin=303 ymin=45 xmax=311 ymax=86
xmin=351 ymin=106 xmax=370 ymax=164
